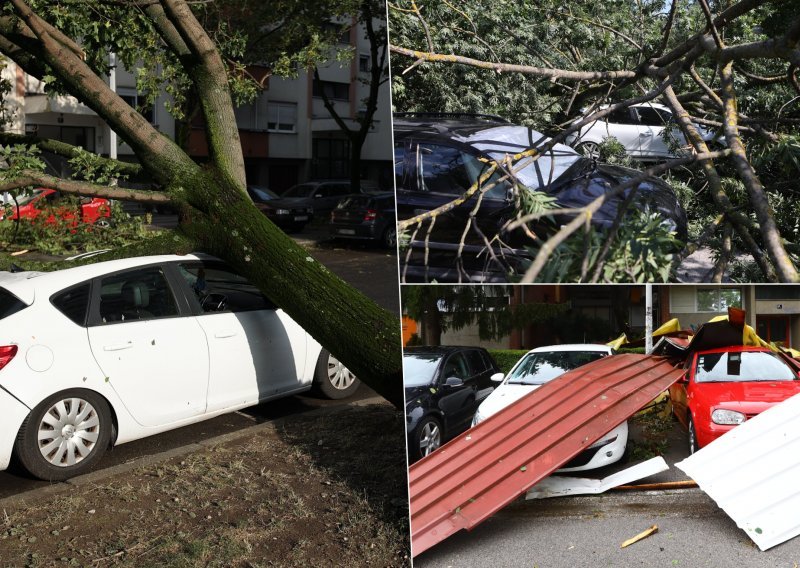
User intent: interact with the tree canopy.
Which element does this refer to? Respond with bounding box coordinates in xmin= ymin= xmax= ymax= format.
xmin=389 ymin=0 xmax=800 ymax=283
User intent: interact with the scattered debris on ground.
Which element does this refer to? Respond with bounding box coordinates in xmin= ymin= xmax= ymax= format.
xmin=620 ymin=525 xmax=658 ymax=548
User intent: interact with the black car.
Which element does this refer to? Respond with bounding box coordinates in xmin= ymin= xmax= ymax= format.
xmin=280 ymin=180 xmax=363 ymax=216
xmin=247 ymin=186 xmax=313 ymax=232
xmin=404 ymin=345 xmax=502 ymax=462
xmin=393 ymin=113 xmax=688 ymax=282
xmin=329 ymin=192 xmax=397 ymax=248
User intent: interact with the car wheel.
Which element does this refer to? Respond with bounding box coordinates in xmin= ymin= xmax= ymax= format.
xmin=311 ymin=349 xmax=360 ymax=399
xmin=94 ymin=217 xmax=112 ymax=229
xmin=415 ymin=416 xmax=442 ymax=460
xmin=15 ymin=389 xmax=112 ymax=481
xmin=382 ymin=225 xmax=397 ymax=249
xmin=688 ymin=415 xmax=698 ymax=455
xmin=576 ymin=141 xmax=600 ymax=159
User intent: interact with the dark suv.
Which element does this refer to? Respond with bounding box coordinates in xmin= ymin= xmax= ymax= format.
xmin=404 ymin=345 xmax=502 ymax=462
xmin=393 ymin=113 xmax=688 ymax=282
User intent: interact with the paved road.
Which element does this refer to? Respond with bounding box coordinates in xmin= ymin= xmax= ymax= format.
xmin=414 ymin=489 xmax=800 ymax=567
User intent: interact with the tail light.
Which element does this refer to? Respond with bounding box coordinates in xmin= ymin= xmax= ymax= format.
xmin=363 ymin=209 xmax=378 ymax=221
xmin=0 ymin=345 xmax=18 ymax=371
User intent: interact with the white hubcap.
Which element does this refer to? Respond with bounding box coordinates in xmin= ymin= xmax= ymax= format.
xmin=37 ymin=398 xmax=100 ymax=467
xmin=327 ymin=355 xmax=356 ymax=390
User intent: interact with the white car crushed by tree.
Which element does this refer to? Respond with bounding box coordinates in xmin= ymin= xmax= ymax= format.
xmin=472 ymin=344 xmax=627 ymax=472
xmin=0 ymin=254 xmax=359 ymax=481
xmin=565 ymin=103 xmax=718 ymax=161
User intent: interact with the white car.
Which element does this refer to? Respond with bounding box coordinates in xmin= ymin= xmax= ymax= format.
xmin=565 ymin=102 xmax=717 ymax=161
xmin=472 ymin=344 xmax=627 ymax=472
xmin=0 ymin=254 xmax=359 ymax=480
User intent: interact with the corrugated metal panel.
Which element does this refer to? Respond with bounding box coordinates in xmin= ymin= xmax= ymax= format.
xmin=409 ymin=354 xmax=683 ymax=556
xmin=675 ymin=391 xmax=800 ymax=551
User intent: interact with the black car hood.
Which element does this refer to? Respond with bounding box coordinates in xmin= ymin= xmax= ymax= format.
xmin=405 ymin=384 xmax=434 ymax=404
xmin=543 ymin=159 xmax=688 ymax=240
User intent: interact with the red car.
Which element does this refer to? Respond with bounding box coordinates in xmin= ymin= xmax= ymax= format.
xmin=1 ymin=188 xmax=111 ymax=226
xmin=670 ymin=345 xmax=800 ymax=453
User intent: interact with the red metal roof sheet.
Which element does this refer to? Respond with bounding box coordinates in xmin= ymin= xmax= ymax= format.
xmin=408 ymin=354 xmax=684 ymax=556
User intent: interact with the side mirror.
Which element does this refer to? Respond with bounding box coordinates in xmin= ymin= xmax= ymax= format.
xmin=444 ymin=377 xmax=464 ymax=388
xmin=678 ymin=372 xmax=689 ymax=384
xmin=490 ymin=372 xmax=504 ymax=383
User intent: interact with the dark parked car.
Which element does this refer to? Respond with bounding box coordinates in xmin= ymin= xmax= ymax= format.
xmin=404 ymin=345 xmax=502 ymax=462
xmin=247 ymin=186 xmax=313 ymax=232
xmin=393 ymin=113 xmax=688 ymax=282
xmin=280 ymin=180 xmax=363 ymax=216
xmin=329 ymin=192 xmax=397 ymax=248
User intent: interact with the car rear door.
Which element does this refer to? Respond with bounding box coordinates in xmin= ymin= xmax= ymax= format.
xmin=86 ymin=264 xmax=210 ymax=427
xmin=172 ymin=262 xmax=310 ymax=413
xmin=633 ymin=106 xmax=672 ymax=158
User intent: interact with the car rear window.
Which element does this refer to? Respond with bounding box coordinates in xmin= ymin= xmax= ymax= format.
xmin=51 ymin=283 xmax=91 ymax=326
xmin=336 ymin=195 xmax=371 ymax=209
xmin=0 ymin=287 xmax=27 ymax=320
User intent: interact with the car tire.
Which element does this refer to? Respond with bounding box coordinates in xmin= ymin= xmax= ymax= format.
xmin=576 ymin=141 xmax=601 ymax=159
xmin=382 ymin=225 xmax=397 ymax=249
xmin=688 ymin=415 xmax=698 ymax=455
xmin=412 ymin=416 xmax=442 ymax=461
xmin=14 ymin=389 xmax=112 ymax=481
xmin=94 ymin=217 xmax=113 ymax=229
xmin=311 ymin=349 xmax=360 ymax=399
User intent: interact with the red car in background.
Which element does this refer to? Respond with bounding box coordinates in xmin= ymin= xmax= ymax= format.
xmin=1 ymin=188 xmax=111 ymax=226
xmin=670 ymin=345 xmax=800 ymax=453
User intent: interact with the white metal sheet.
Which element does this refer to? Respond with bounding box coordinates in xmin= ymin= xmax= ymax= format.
xmin=526 ymin=456 xmax=669 ymax=499
xmin=675 ymin=391 xmax=800 ymax=551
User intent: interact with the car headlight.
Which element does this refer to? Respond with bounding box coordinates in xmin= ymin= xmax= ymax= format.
xmin=275 ymin=209 xmax=290 ymax=215
xmin=711 ymin=409 xmax=745 ymax=425
xmin=471 ymin=411 xmax=484 ymax=427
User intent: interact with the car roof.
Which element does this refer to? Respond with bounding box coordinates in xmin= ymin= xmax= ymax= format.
xmin=0 ymin=253 xmax=214 ymax=299
xmin=527 ymin=344 xmax=613 ymax=353
xmin=392 ymin=114 xmax=513 ymax=140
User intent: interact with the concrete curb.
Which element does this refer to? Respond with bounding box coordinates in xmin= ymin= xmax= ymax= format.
xmin=0 ymin=395 xmax=388 ymax=509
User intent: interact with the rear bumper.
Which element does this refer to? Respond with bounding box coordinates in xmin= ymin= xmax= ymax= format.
xmin=329 ymin=222 xmax=381 ymax=240
xmin=0 ymin=387 xmax=30 ymax=471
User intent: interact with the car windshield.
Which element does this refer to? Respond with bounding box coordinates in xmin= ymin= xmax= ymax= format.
xmin=282 ymin=184 xmax=316 ymax=198
xmin=248 ymin=186 xmax=279 ymax=201
xmin=455 ymin=125 xmax=581 ymax=191
xmin=0 ymin=287 xmax=27 ymax=320
xmin=506 ymin=351 xmax=607 ymax=385
xmin=403 ymin=352 xmax=444 ymax=387
xmin=695 ymin=351 xmax=796 ymax=383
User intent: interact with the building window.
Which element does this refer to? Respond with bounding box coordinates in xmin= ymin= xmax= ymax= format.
xmin=312 ymin=137 xmax=350 ymax=179
xmin=313 ymin=79 xmax=350 ymax=101
xmin=696 ymin=288 xmax=742 ymax=312
xmin=322 ymin=22 xmax=351 ymax=45
xmin=359 ymin=54 xmax=371 ymax=73
xmin=267 ymin=103 xmax=297 ymax=133
xmin=118 ymin=88 xmax=154 ymax=124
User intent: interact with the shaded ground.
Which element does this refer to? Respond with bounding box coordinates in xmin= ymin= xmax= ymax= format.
xmin=0 ymin=404 xmax=410 ymax=567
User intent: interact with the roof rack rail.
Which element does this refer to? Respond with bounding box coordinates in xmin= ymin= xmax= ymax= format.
xmin=393 ymin=112 xmax=509 ymax=124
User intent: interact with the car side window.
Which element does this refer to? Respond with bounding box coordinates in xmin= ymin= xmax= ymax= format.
xmin=465 ymin=350 xmax=488 ymax=375
xmin=607 ymin=108 xmax=635 ymax=124
xmin=332 ymin=185 xmax=351 ymax=196
xmin=394 ymin=143 xmax=407 ymax=189
xmin=177 ymin=263 xmax=276 ymax=314
xmin=51 ymin=283 xmax=91 ymax=326
xmin=635 ymin=107 xmax=669 ymax=126
xmin=416 ymin=143 xmax=509 ymax=200
xmin=97 ymin=266 xmax=179 ymax=324
xmin=442 ymin=352 xmax=470 ymax=381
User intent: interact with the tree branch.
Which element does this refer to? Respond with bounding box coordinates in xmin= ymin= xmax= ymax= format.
xmin=0 ymin=170 xmax=171 ymax=204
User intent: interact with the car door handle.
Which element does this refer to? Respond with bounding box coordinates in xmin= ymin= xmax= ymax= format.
xmin=640 ymin=132 xmax=653 ymax=137
xmin=214 ymin=331 xmax=237 ymax=339
xmin=103 ymin=342 xmax=132 ymax=351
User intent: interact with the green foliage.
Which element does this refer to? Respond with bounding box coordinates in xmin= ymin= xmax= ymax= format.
xmin=487 ymin=349 xmax=528 ymax=374
xmin=68 ymin=148 xmax=129 ymax=184
xmin=524 ymin=210 xmax=680 ymax=282
xmin=0 ymin=145 xmax=46 ymax=180
xmin=597 ymin=137 xmax=631 ymax=166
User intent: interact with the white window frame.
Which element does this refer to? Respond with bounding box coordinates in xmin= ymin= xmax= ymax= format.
xmin=117 ymin=87 xmax=156 ymax=125
xmin=695 ymin=287 xmax=743 ymax=313
xmin=267 ymin=102 xmax=297 ymax=134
